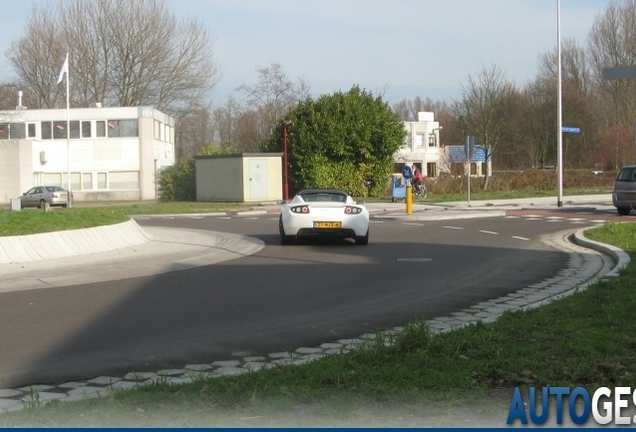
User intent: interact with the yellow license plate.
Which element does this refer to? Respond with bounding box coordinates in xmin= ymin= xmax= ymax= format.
xmin=314 ymin=221 xmax=342 ymax=229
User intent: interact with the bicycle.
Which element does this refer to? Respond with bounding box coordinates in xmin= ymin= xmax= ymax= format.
xmin=411 ymin=182 xmax=428 ymax=199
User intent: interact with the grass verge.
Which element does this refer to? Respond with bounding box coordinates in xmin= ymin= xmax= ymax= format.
xmin=1 ymin=220 xmax=634 ymax=426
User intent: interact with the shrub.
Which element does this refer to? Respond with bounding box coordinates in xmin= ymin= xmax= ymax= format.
xmin=157 ymin=158 xmax=196 ymax=201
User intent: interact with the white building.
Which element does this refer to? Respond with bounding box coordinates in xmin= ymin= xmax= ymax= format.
xmin=0 ymin=106 xmax=175 ymax=204
xmin=394 ymin=111 xmax=443 ymax=177
xmin=394 ymin=111 xmax=491 ymax=178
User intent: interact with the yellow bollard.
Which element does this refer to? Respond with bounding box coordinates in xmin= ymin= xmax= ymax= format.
xmin=406 ymin=186 xmax=412 ymax=215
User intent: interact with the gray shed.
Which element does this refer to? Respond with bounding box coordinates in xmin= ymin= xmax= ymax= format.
xmin=195 ymin=153 xmax=283 ymax=202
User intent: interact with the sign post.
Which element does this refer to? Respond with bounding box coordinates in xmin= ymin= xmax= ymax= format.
xmin=402 ymin=165 xmax=413 ymax=215
xmin=465 ymin=136 xmax=475 ymax=205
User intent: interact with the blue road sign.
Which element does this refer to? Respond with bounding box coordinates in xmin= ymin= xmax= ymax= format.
xmin=562 ymin=126 xmax=581 ymax=134
xmin=402 ymin=165 xmax=413 ymax=179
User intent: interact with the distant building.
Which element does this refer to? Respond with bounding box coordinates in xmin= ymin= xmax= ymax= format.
xmin=394 ymin=111 xmax=491 ymax=178
xmin=394 ymin=111 xmax=443 ymax=178
xmin=0 ymin=106 xmax=175 ymax=204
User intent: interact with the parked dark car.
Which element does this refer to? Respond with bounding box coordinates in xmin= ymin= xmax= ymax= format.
xmin=20 ymin=186 xmax=74 ymax=209
xmin=612 ymin=165 xmax=636 ymax=215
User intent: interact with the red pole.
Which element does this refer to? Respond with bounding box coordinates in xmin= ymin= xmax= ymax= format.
xmin=283 ymin=119 xmax=292 ymax=200
xmin=283 ymin=123 xmax=289 ymax=200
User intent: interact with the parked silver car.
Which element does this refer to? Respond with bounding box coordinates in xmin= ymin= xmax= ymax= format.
xmin=20 ymin=186 xmax=74 ymax=209
xmin=612 ymin=164 xmax=636 ymax=215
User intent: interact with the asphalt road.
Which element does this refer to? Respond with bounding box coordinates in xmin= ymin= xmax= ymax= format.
xmin=0 ymin=213 xmax=590 ymax=388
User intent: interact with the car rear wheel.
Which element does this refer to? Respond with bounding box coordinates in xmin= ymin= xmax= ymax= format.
xmin=617 ymin=206 xmax=631 ymax=216
xmin=279 ymin=216 xmax=294 ymax=245
xmin=355 ymin=229 xmax=369 ymax=245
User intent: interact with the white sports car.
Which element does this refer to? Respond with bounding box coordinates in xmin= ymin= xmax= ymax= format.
xmin=278 ymin=188 xmax=370 ymax=245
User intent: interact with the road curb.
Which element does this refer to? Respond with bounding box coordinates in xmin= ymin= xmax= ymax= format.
xmin=573 ymin=226 xmax=631 ymax=278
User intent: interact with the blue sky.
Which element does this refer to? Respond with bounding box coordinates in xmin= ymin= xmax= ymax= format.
xmin=0 ymin=0 xmax=611 ymax=106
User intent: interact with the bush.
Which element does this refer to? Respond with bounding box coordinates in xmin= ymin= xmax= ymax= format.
xmin=157 ymin=158 xmax=196 ymax=201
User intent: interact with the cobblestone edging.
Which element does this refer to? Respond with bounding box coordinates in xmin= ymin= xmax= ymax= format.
xmin=0 ymin=227 xmax=620 ymax=414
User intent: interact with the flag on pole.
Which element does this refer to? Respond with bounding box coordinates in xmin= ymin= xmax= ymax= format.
xmin=57 ymin=53 xmax=68 ymax=84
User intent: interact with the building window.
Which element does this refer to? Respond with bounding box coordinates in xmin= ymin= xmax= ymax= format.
xmin=109 ymin=171 xmax=139 ymax=189
xmin=426 ymin=162 xmax=437 ymax=178
xmin=41 ymin=122 xmax=52 ymax=139
xmin=107 ymin=119 xmax=138 ymax=138
xmin=70 ymin=121 xmax=80 ymax=139
xmin=96 ymin=121 xmax=106 ymax=137
xmin=43 ymin=172 xmax=62 ymax=186
xmin=0 ymin=124 xmax=8 ymax=139
xmin=28 ymin=123 xmax=36 ymax=138
xmin=429 ymin=135 xmax=436 ymax=147
xmin=82 ymin=173 xmax=92 ymax=190
xmin=97 ymin=172 xmax=107 ymax=189
xmin=53 ymin=121 xmax=67 ymax=139
xmin=154 ymin=120 xmax=161 ymax=140
xmin=81 ymin=121 xmax=91 ymax=138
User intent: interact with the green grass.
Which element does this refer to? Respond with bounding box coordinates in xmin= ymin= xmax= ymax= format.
xmin=0 ymin=193 xmax=633 ymax=427
xmin=0 ymin=201 xmax=251 ymax=236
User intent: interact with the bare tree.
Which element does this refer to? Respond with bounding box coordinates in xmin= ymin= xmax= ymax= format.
xmin=588 ymin=0 xmax=636 ymax=128
xmin=450 ymin=64 xmax=519 ymax=190
xmin=235 ymin=61 xmax=309 ymax=151
xmin=6 ymin=0 xmax=221 ymax=117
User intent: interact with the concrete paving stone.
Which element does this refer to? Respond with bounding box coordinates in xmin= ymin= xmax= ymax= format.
xmin=17 ymin=384 xmax=53 ymax=391
xmin=324 ymin=348 xmax=348 ymax=355
xmin=243 ymin=362 xmax=272 ymax=372
xmin=271 ymin=358 xmax=295 ymax=365
xmin=57 ymin=381 xmax=87 ymax=389
xmin=295 ymin=347 xmax=324 ymax=354
xmin=139 ymin=376 xmax=172 ymax=385
xmin=156 ymin=369 xmax=189 ymax=376
xmin=166 ymin=376 xmax=196 ymax=385
xmin=474 ymin=311 xmax=494 ymax=318
xmin=319 ymin=342 xmax=343 ymax=349
xmin=66 ymin=386 xmax=111 ymax=398
xmin=358 ymin=332 xmax=377 ymax=339
xmin=213 ymin=366 xmax=246 ymax=376
xmin=123 ymin=371 xmax=158 ymax=381
xmin=184 ymin=364 xmax=213 ymax=371
xmin=337 ymin=338 xmax=365 ymax=346
xmin=24 ymin=391 xmax=67 ymax=402
xmin=242 ymin=356 xmax=267 ymax=362
xmin=87 ymin=376 xmax=122 ymax=385
xmin=0 ymin=399 xmax=24 ymax=411
xmin=108 ymin=381 xmax=139 ymax=390
xmin=268 ymin=351 xmax=291 ymax=359
xmin=450 ymin=314 xmax=478 ymax=323
xmin=0 ymin=389 xmax=23 ymax=398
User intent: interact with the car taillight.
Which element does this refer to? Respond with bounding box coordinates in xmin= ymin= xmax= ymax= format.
xmin=345 ymin=206 xmax=362 ymax=214
xmin=291 ymin=205 xmax=310 ymax=214
xmin=51 ymin=193 xmax=59 ymax=198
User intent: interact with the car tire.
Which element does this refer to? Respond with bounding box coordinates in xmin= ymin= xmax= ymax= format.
xmin=279 ymin=216 xmax=294 ymax=245
xmin=355 ymin=229 xmax=369 ymax=245
xmin=617 ymin=206 xmax=631 ymax=216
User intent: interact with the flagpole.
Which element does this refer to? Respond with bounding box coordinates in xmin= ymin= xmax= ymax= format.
xmin=65 ymin=52 xmax=72 ymax=208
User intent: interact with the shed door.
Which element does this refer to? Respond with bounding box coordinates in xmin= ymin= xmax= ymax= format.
xmin=248 ymin=159 xmax=268 ymax=199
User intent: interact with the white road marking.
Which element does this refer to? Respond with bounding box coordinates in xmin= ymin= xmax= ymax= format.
xmin=403 ymin=222 xmax=424 ymax=226
xmin=512 ymin=236 xmax=530 ymax=241
xmin=442 ymin=226 xmax=464 ymax=230
xmin=397 ymin=257 xmax=433 ymax=262
xmin=479 ymin=230 xmax=499 ymax=235
xmin=218 ymin=217 xmax=232 ymax=220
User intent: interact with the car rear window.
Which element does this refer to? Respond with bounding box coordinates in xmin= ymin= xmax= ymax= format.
xmin=301 ymin=192 xmax=346 ymax=202
xmin=617 ymin=167 xmax=636 ymax=181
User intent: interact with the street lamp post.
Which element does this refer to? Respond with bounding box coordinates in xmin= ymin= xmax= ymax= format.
xmin=283 ymin=119 xmax=293 ymax=200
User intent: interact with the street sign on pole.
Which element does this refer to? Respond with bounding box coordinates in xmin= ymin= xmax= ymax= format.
xmin=561 ymin=126 xmax=581 ymax=134
xmin=602 ymin=66 xmax=636 ymax=81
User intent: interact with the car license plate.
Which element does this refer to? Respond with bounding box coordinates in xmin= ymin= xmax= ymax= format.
xmin=627 ymin=193 xmax=636 ymax=199
xmin=314 ymin=221 xmax=342 ymax=229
